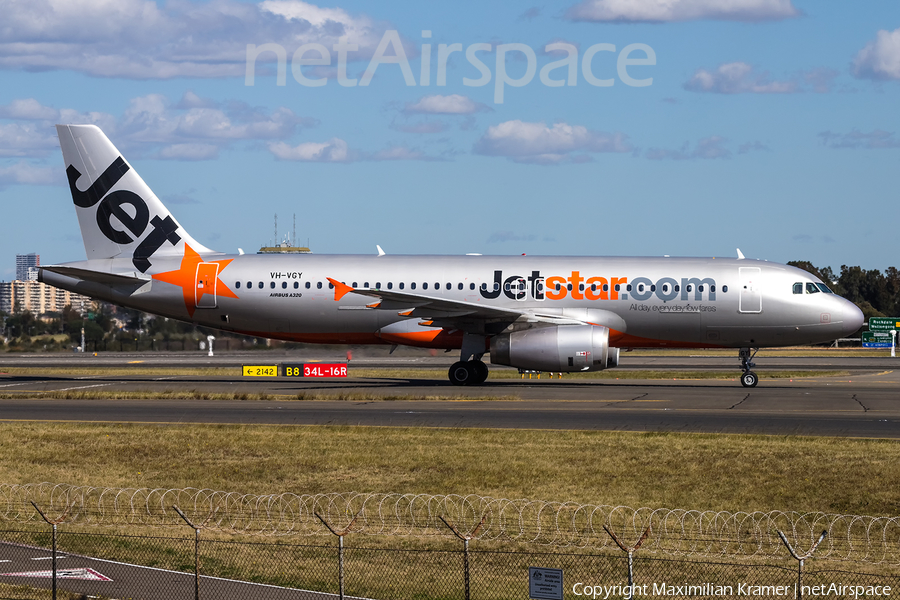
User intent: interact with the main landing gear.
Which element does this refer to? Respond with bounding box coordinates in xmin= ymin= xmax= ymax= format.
xmin=739 ymin=347 xmax=759 ymax=388
xmin=448 ymin=360 xmax=489 ymax=386
xmin=449 ymin=333 xmax=490 ymax=386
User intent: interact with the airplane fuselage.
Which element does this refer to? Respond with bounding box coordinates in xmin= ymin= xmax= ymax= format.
xmin=42 ymin=253 xmax=859 ymax=350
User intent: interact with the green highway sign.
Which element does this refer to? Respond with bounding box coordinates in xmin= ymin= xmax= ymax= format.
xmin=862 ymin=331 xmax=893 ymax=348
xmin=868 ymin=317 xmax=900 ymax=332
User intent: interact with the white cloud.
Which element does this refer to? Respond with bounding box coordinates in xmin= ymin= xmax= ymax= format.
xmin=487 ymin=231 xmax=538 ymax=244
xmin=684 ymin=62 xmax=796 ymax=94
xmin=0 ymin=0 xmax=389 ymax=79
xmin=818 ymin=130 xmax=900 ymax=150
xmin=646 ymin=136 xmax=731 ymax=160
xmin=566 ymin=0 xmax=799 ymax=22
xmin=0 ymin=123 xmax=59 ymax=158
xmin=390 ymin=120 xmax=448 ymax=134
xmin=370 ymin=146 xmax=429 ymax=161
xmin=738 ymin=141 xmax=770 ymax=154
xmin=0 ymin=98 xmax=59 ymax=121
xmin=473 ymin=120 xmax=631 ymax=163
xmin=403 ymin=95 xmax=490 ymax=115
xmin=0 ymin=95 xmax=313 ymax=161
xmin=158 ymin=144 xmax=221 ymax=161
xmin=852 ymin=28 xmax=900 ymax=81
xmin=0 ymin=161 xmax=58 ymax=187
xmin=269 ymin=138 xmax=352 ymax=162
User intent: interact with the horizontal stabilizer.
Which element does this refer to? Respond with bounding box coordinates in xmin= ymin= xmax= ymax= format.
xmin=41 ymin=265 xmax=150 ymax=286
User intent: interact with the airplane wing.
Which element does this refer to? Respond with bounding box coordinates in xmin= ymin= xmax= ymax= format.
xmin=326 ymin=278 xmax=618 ymax=330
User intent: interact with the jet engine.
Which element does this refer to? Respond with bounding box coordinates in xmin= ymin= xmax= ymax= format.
xmin=490 ymin=325 xmax=617 ymax=372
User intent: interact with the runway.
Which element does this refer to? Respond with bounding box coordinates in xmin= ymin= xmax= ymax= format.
xmin=1 ymin=351 xmax=898 ymax=438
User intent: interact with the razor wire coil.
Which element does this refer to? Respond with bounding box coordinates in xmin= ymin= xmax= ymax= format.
xmin=1 ymin=483 xmax=898 ymax=565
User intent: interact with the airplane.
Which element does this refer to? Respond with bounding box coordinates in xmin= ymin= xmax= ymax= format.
xmin=40 ymin=124 xmax=865 ymax=388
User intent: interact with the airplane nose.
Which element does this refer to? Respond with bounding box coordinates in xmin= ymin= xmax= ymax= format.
xmin=842 ymin=301 xmax=865 ymax=336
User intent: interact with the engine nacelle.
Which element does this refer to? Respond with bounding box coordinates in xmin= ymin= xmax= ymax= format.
xmin=490 ymin=325 xmax=615 ymax=372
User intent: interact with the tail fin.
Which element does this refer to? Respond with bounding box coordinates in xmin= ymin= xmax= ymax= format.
xmin=56 ymin=124 xmax=213 ymax=272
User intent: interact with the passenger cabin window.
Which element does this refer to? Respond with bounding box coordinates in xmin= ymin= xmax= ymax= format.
xmin=294 ymin=282 xmax=299 ymax=289
xmin=246 ymin=281 xmax=252 ymax=289
xmin=236 ymin=281 xmax=241 ymax=289
xmin=399 ymin=283 xmax=404 ymax=290
xmin=411 ymin=282 xmax=416 ymax=290
xmin=270 ymin=282 xmax=276 ymax=289
xmin=458 ymin=283 xmax=464 ymax=290
xmin=722 ymin=285 xmax=728 ymax=293
xmin=469 ymin=283 xmax=475 ymax=290
xmin=793 ymin=283 xmax=803 ymax=294
xmin=387 ymin=282 xmax=393 ymax=290
xmin=316 ymin=282 xmax=322 ymax=289
xmin=282 ymin=282 xmax=287 ymax=289
xmin=806 ymin=282 xmax=820 ymax=294
xmin=352 ymin=282 xmax=358 ymax=288
xmin=258 ymin=282 xmax=264 ymax=289
xmin=446 ymin=283 xmax=451 ymax=290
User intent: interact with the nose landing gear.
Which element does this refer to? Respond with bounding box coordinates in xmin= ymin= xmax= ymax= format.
xmin=739 ymin=347 xmax=759 ymax=387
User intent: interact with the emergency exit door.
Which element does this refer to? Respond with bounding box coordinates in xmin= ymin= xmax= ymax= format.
xmin=195 ymin=263 xmax=219 ymax=309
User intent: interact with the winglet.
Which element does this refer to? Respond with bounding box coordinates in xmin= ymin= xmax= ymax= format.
xmin=376 ymin=245 xmax=386 ymax=256
xmin=736 ymin=248 xmax=745 ymax=260
xmin=327 ymin=278 xmax=355 ymax=301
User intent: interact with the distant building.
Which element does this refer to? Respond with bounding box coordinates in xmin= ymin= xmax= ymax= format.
xmin=0 ymin=280 xmax=89 ymax=315
xmin=257 ymin=240 xmax=312 ymax=254
xmin=16 ymin=253 xmax=39 ymax=282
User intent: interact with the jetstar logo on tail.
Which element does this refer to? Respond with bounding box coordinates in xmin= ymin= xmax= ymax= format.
xmin=152 ymin=244 xmax=238 ymax=317
xmin=66 ymin=157 xmax=181 ymax=272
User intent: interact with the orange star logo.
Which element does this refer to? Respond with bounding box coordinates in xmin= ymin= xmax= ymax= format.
xmin=152 ymin=244 xmax=238 ymax=317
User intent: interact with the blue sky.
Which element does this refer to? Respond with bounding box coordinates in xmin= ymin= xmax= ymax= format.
xmin=0 ymin=0 xmax=898 ymax=280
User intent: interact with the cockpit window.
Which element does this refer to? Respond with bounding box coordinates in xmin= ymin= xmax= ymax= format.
xmin=816 ymin=283 xmax=834 ymax=294
xmin=793 ymin=282 xmax=803 ymax=294
xmin=805 ymin=282 xmax=820 ymax=294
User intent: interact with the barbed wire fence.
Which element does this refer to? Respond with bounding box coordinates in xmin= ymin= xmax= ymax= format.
xmin=0 ymin=483 xmax=898 ymax=600
xmin=2 ymin=483 xmax=899 ymax=564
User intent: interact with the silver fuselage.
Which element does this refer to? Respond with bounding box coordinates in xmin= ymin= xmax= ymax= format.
xmin=42 ymin=254 xmax=863 ymax=350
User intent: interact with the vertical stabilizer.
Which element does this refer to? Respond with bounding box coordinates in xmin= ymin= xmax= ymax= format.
xmin=56 ymin=124 xmax=213 ymax=272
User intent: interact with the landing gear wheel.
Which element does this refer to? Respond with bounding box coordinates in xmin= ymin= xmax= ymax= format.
xmin=471 ymin=360 xmax=489 ymax=384
xmin=740 ymin=371 xmax=759 ymax=388
xmin=449 ymin=361 xmax=475 ymax=386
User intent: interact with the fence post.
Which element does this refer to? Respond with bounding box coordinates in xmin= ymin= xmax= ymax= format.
xmin=440 ymin=514 xmax=486 ymax=600
xmin=778 ymin=529 xmax=827 ymax=600
xmin=173 ymin=505 xmax=219 ymax=600
xmin=31 ymin=501 xmax=73 ymax=600
xmin=315 ymin=510 xmax=361 ymax=600
xmin=603 ymin=524 xmax=651 ymax=597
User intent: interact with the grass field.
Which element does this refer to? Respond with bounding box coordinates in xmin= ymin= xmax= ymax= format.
xmin=3 ymin=422 xmax=899 ymax=516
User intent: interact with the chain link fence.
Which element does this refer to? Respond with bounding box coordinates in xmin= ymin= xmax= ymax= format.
xmin=0 ymin=484 xmax=898 ymax=599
